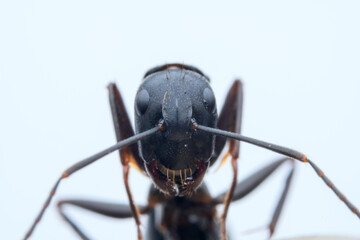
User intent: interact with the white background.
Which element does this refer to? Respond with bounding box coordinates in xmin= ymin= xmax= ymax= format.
xmin=1 ymin=1 xmax=360 ymax=239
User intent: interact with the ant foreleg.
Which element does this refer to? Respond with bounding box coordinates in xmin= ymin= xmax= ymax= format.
xmin=213 ymin=80 xmax=243 ymax=240
xmin=108 ymin=83 xmax=149 ymax=240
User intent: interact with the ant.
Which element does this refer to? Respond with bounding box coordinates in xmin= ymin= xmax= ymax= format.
xmin=24 ymin=64 xmax=359 ymax=240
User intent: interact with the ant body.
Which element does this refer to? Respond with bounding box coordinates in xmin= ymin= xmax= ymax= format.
xmin=24 ymin=64 xmax=359 ymax=240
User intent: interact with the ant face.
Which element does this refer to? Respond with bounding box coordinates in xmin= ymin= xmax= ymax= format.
xmin=135 ymin=66 xmax=217 ymax=196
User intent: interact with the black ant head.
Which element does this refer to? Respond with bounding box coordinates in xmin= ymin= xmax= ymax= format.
xmin=135 ymin=64 xmax=217 ymax=196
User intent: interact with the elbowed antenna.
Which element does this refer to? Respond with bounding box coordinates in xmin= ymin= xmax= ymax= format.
xmin=24 ymin=125 xmax=161 ymax=240
xmin=194 ymin=123 xmax=360 ymax=219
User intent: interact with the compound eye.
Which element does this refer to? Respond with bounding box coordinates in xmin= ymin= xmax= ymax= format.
xmin=136 ymin=89 xmax=150 ymax=115
xmin=203 ymin=87 xmax=215 ymax=112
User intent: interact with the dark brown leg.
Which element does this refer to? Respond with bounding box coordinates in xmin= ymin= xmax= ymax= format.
xmin=212 ymin=158 xmax=291 ymax=203
xmin=57 ymin=199 xmax=150 ymax=239
xmin=213 ymin=80 xmax=243 ymax=240
xmin=268 ymin=161 xmax=295 ymax=238
xmin=220 ymin=157 xmax=238 ymax=240
xmin=108 ymin=83 xmax=147 ymax=240
xmin=210 ymin=80 xmax=243 ymax=166
xmin=108 ymin=83 xmax=145 ymax=172
xmin=212 ymin=157 xmax=295 ymax=238
xmin=207 ymin=80 xmax=298 ymax=239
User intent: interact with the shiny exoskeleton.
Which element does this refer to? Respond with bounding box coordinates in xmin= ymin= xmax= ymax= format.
xmin=24 ymin=64 xmax=360 ymax=240
xmin=137 ymin=66 xmax=216 ymax=197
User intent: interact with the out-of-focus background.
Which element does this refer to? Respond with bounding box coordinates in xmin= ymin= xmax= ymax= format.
xmin=1 ymin=1 xmax=360 ymax=239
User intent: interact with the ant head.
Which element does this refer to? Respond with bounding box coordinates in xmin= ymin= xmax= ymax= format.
xmin=135 ymin=64 xmax=217 ymax=196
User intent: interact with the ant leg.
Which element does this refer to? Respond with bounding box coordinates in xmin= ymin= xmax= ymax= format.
xmin=210 ymin=80 xmax=243 ymax=166
xmin=57 ymin=199 xmax=150 ymax=239
xmin=268 ymin=161 xmax=295 ymax=238
xmin=108 ymin=83 xmax=147 ymax=240
xmin=213 ymin=80 xmax=243 ymax=240
xmin=108 ymin=83 xmax=145 ymax=172
xmin=23 ymin=126 xmax=159 ymax=239
xmin=212 ymin=158 xmax=291 ymax=203
xmin=212 ymin=157 xmax=295 ymax=238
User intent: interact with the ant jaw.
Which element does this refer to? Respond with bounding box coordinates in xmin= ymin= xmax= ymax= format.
xmin=145 ymin=159 xmax=209 ymax=197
